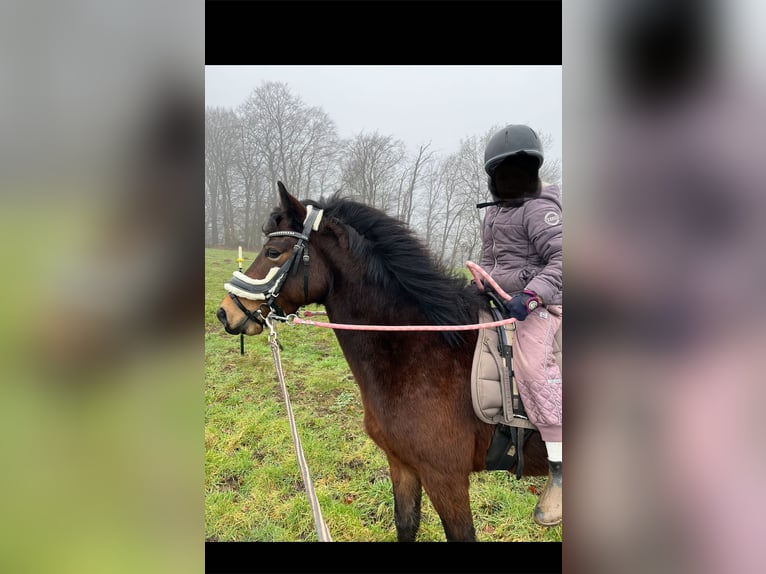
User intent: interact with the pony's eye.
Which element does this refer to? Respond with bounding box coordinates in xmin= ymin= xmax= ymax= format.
xmin=265 ymin=248 xmax=281 ymax=260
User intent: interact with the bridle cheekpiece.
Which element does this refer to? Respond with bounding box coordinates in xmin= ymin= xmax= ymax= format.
xmin=224 ymin=205 xmax=323 ymax=325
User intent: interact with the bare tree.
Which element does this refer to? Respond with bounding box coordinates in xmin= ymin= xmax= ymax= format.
xmin=205 ymin=106 xmax=239 ymax=246
xmin=231 ymin=121 xmax=269 ymax=250
xmin=206 ymin=87 xmax=562 ymax=261
xmin=288 ymin=105 xmax=341 ymax=199
xmin=452 ymin=134 xmax=492 ymax=263
xmin=396 ymin=142 xmax=434 ymax=225
xmin=239 ymin=82 xmax=340 ymax=204
xmin=538 ymin=131 xmax=562 ymax=185
xmin=340 ymin=131 xmax=406 ymax=211
xmin=422 ymin=154 xmax=463 ymax=264
xmin=240 ymin=82 xmax=300 ymax=200
xmin=416 ymin=158 xmax=447 ymax=249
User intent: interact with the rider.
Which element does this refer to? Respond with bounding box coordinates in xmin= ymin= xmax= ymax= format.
xmin=480 ymin=124 xmax=563 ymax=527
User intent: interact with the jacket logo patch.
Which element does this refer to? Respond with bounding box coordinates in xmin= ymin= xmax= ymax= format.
xmin=544 ymin=211 xmax=561 ymax=226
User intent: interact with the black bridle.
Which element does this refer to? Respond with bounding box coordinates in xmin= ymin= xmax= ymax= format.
xmin=224 ymin=206 xmax=323 ymax=327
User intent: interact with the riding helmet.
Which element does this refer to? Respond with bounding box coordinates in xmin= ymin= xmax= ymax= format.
xmin=484 ymin=124 xmax=544 ymax=177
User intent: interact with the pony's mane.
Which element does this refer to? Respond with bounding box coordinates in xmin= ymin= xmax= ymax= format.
xmin=304 ymin=194 xmax=484 ymax=346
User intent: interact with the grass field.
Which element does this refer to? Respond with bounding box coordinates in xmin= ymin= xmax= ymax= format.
xmin=205 ymin=247 xmax=562 ymax=542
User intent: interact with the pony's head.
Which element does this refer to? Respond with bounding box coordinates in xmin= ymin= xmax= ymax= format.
xmin=216 ymin=182 xmax=338 ymax=335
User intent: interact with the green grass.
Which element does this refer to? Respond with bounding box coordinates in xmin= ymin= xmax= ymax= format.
xmin=205 ymin=248 xmax=562 ymax=542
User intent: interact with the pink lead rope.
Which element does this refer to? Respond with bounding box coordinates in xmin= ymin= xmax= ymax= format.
xmin=286 ymin=261 xmax=515 ymax=332
xmin=291 ymin=315 xmax=515 ymax=331
xmin=465 ymin=260 xmax=512 ymax=301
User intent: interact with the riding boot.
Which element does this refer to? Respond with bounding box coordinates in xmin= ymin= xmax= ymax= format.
xmin=533 ymin=460 xmax=562 ymax=526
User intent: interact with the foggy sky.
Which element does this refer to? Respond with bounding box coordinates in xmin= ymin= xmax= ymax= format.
xmin=205 ymin=65 xmax=562 ymax=164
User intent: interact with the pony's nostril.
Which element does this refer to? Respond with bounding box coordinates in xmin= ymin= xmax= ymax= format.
xmin=216 ymin=307 xmax=228 ymax=325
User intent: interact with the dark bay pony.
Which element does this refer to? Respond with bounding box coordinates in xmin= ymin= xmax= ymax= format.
xmin=216 ymin=182 xmax=548 ymax=541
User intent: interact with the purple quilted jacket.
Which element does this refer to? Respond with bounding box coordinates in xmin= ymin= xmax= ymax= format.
xmin=479 ymin=182 xmax=563 ymax=305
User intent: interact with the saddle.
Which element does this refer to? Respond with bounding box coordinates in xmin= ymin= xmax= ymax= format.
xmin=471 ymin=299 xmax=555 ymax=478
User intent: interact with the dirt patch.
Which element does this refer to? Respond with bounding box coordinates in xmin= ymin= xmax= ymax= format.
xmin=251 ymin=450 xmax=266 ymax=462
xmin=337 ymin=458 xmax=364 ymax=481
xmin=218 ymin=475 xmax=243 ymax=492
xmin=368 ymin=467 xmax=390 ymax=485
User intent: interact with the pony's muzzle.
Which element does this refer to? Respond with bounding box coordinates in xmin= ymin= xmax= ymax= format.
xmin=216 ymin=302 xmax=265 ymax=336
xmin=216 ymin=306 xmax=240 ymax=335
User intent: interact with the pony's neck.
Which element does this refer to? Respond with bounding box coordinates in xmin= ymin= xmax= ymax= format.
xmin=324 ymin=279 xmax=420 ymax=327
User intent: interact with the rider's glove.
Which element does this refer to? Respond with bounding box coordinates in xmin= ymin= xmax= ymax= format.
xmin=503 ymin=290 xmax=543 ymax=321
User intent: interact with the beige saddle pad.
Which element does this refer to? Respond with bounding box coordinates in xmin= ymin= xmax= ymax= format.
xmin=470 ymin=307 xmax=562 ymax=430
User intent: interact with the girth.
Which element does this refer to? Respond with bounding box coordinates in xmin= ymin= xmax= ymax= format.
xmin=487 ymin=301 xmax=535 ymax=479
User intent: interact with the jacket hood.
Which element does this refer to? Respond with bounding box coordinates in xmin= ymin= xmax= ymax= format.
xmin=538 ymin=182 xmax=562 ymax=208
xmin=490 ymin=181 xmax=561 ymax=208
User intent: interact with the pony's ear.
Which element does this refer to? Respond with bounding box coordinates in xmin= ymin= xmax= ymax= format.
xmin=277 ymin=181 xmax=306 ymax=225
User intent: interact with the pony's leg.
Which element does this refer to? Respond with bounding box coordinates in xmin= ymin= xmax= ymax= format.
xmin=388 ymin=457 xmax=422 ymax=542
xmin=420 ymin=473 xmax=476 ymax=541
